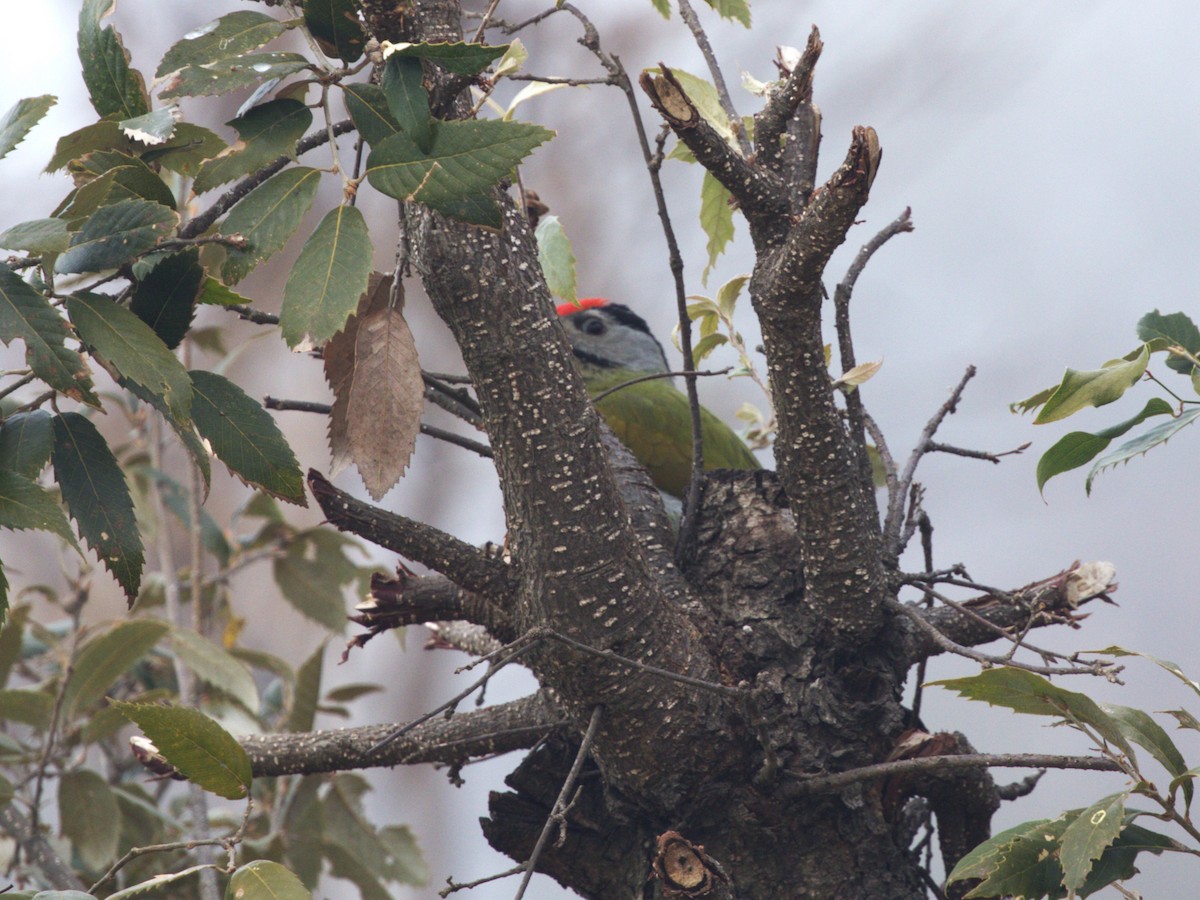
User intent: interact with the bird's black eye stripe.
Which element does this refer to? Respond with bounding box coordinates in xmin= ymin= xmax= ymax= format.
xmin=599 ymin=303 xmax=654 ymax=337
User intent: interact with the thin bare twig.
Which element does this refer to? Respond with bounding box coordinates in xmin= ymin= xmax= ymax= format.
xmin=677 ymin=0 xmax=751 ymax=156
xmin=440 ymin=864 xmax=527 ymax=896
xmin=514 ymin=705 xmax=604 ymax=899
xmin=926 ymin=440 xmax=1031 ymax=463
xmin=590 ymin=366 xmax=732 ymax=404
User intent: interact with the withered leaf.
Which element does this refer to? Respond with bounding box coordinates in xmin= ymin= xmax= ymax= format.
xmin=324 ymin=273 xmax=423 ymax=499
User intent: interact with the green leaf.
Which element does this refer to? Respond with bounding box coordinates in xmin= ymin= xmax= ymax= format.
xmin=46 ymin=118 xmax=134 ymax=172
xmin=930 ymin=667 xmax=1137 ymax=764
xmin=160 ymin=52 xmax=311 ymax=100
xmin=1086 ymin=407 xmax=1200 ymax=493
xmin=1034 ymin=344 xmax=1150 ymax=424
xmin=690 ymin=332 xmax=729 ymax=365
xmin=78 ymin=0 xmax=149 ymax=120
xmin=1035 ymin=397 xmax=1173 ymax=493
xmin=71 ymin=150 xmax=177 ymax=209
xmin=106 ymin=865 xmax=215 ymax=898
xmin=53 ymin=412 xmax=144 ymax=602
xmin=273 ymin=530 xmax=362 ymax=630
xmin=647 ymin=67 xmax=734 ymax=143
xmin=365 ymin=120 xmax=554 ymax=227
xmin=0 ymin=688 xmax=54 ymax=727
xmin=218 ymin=166 xmax=321 ymax=284
xmin=341 ymin=83 xmax=399 ymax=147
xmin=0 ymin=606 xmax=28 ymax=687
xmin=152 ymin=470 xmax=225 ymax=561
xmin=130 ymin=250 xmax=202 ymax=349
xmin=705 ymin=0 xmax=751 ymax=27
xmin=1137 ymin=309 xmax=1200 ymax=375
xmin=59 ymin=769 xmax=120 ymax=870
xmin=304 ymin=0 xmax=366 ymax=63
xmin=145 ymin=122 xmax=226 ymax=177
xmin=197 ymin=278 xmax=254 ymax=308
xmin=1101 ymin=703 xmax=1190 ymax=807
xmin=1059 ymin=792 xmax=1125 ymax=891
xmin=0 ymin=95 xmax=57 ymax=161
xmin=1091 ymin=646 xmax=1200 ymax=701
xmin=193 ymin=99 xmax=313 ymax=196
xmin=55 ymin=199 xmax=178 ymax=274
xmin=535 ymin=215 xmax=576 ymax=303
xmin=0 ymin=410 xmax=54 ymax=479
xmin=1080 ymin=821 xmax=1179 ymax=895
xmin=649 ymin=0 xmax=671 ymax=19
xmin=189 ymin=370 xmax=306 ymax=505
xmin=379 ymin=825 xmax=429 ymax=886
xmin=157 ymin=11 xmax=287 ymax=76
xmin=0 ymin=267 xmax=97 ymax=403
xmin=287 ymin=643 xmax=324 ymax=733
xmin=0 ymin=218 xmax=71 ymax=253
xmin=0 ymin=468 xmax=80 ymax=549
xmin=168 ymin=628 xmax=258 ymax=714
xmin=118 ymin=107 xmax=179 ymax=145
xmin=121 ymin=378 xmax=211 ymax=494
xmin=700 ymin=170 xmax=734 ymax=284
xmin=61 ymin=619 xmax=169 ymax=721
xmin=382 ymin=56 xmax=432 ymax=153
xmin=281 ymin=205 xmax=374 ymax=348
xmin=947 ymin=816 xmax=1068 ymax=896
xmin=226 ymin=860 xmax=312 ymax=900
xmin=1164 ymin=709 xmax=1200 ymax=731
xmin=385 ymin=41 xmax=510 ymax=76
xmin=68 ymin=293 xmax=193 ymax=423
xmin=113 ymin=701 xmax=252 ymax=800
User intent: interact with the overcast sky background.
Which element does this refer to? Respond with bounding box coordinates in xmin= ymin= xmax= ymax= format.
xmin=4 ymin=1 xmax=1199 ymax=896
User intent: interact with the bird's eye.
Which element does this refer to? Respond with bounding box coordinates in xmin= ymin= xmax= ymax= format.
xmin=580 ymin=316 xmax=607 ymax=336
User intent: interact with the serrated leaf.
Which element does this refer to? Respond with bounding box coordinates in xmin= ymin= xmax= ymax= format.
xmin=218 ymin=166 xmax=321 ymax=283
xmin=1036 ymin=397 xmax=1174 ymax=493
xmin=534 ymin=215 xmax=576 ymax=303
xmin=61 ymin=619 xmax=168 ymax=721
xmin=930 ymin=667 xmax=1137 ymax=764
xmin=106 ymin=865 xmax=215 ymax=898
xmin=0 ymin=267 xmax=97 ymax=403
xmin=1058 ymin=793 xmax=1125 ymax=891
xmin=365 ymin=119 xmax=554 ymax=227
xmin=700 ymin=170 xmax=733 ymax=283
xmin=1091 ymin=646 xmax=1200 ymax=701
xmin=193 ymin=99 xmax=313 ymax=196
xmin=196 ymin=278 xmax=253 ymax=308
xmin=55 ymin=199 xmax=177 ymax=274
xmin=160 ymin=52 xmax=311 ymax=100
xmin=0 ymin=95 xmax=56 ymax=161
xmin=1101 ymin=703 xmax=1190 ymax=806
xmin=68 ymin=293 xmax=192 ymax=423
xmin=1086 ymin=407 xmax=1200 ymax=493
xmin=324 ymin=274 xmax=423 ymax=500
xmin=78 ymin=0 xmax=150 ymax=120
xmin=716 ymin=273 xmax=748 ymax=318
xmin=833 ymin=359 xmax=882 ymax=389
xmin=53 ymin=412 xmax=144 ymax=601
xmin=119 ymin=107 xmax=178 ymax=145
xmin=706 ymin=0 xmax=751 ymax=26
xmin=189 ymin=370 xmax=306 ymax=504
xmin=168 ymin=628 xmax=258 ymax=714
xmin=1137 ymin=309 xmax=1200 ymax=375
xmin=59 ymin=769 xmax=120 ymax=870
xmin=227 ymin=860 xmax=312 ymax=900
xmin=304 ymin=0 xmax=366 ymax=63
xmin=71 ymin=154 xmax=177 ymax=209
xmin=114 ymin=701 xmax=252 ymax=799
xmin=1034 ymin=344 xmax=1150 ymax=424
xmin=281 ymin=205 xmax=373 ymax=348
xmin=272 ymin=530 xmax=361 ymax=630
xmin=382 ymin=56 xmax=432 ymax=152
xmin=948 ymin=816 xmax=1069 ymax=896
xmin=0 ymin=469 xmax=79 ymax=549
xmin=130 ymin=249 xmax=202 ymax=349
xmin=122 ymin=378 xmax=211 ymax=494
xmin=0 ymin=218 xmax=71 ymax=253
xmin=287 ymin=643 xmax=324 ymax=733
xmin=158 ymin=11 xmax=287 ymax=76
xmin=379 ymin=825 xmax=428 ymax=886
xmin=46 ymin=118 xmax=134 ymax=173
xmin=144 ymin=122 xmax=226 ymax=176
xmin=0 ymin=410 xmax=54 ymax=479
xmin=383 ymin=40 xmax=509 ymax=76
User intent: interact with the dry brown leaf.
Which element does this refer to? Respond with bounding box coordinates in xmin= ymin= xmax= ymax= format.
xmin=324 ymin=272 xmax=424 ymax=499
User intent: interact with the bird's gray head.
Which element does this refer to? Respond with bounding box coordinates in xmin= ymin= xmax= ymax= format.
xmin=556 ymin=299 xmax=670 ymax=374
